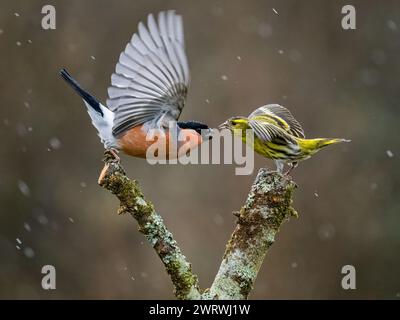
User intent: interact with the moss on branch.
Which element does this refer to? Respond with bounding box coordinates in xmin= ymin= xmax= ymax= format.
xmin=208 ymin=169 xmax=297 ymax=300
xmin=98 ymin=159 xmax=201 ymax=300
xmin=98 ymin=152 xmax=297 ymax=300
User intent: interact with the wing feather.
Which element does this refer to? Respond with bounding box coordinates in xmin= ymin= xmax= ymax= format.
xmin=175 ymin=15 xmax=184 ymax=44
xmin=249 ymin=104 xmax=305 ymax=138
xmin=147 ymin=14 xmax=163 ymax=47
xmin=107 ymin=11 xmax=190 ymax=136
xmin=249 ymin=119 xmax=297 ymax=144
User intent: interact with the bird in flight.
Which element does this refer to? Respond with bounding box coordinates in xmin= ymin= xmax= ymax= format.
xmin=60 ymin=11 xmax=212 ymax=161
xmin=219 ymin=104 xmax=350 ymax=174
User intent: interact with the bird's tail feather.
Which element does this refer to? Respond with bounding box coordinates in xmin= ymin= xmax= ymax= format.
xmin=59 ymin=68 xmax=117 ymax=149
xmin=59 ymin=68 xmax=104 ymax=116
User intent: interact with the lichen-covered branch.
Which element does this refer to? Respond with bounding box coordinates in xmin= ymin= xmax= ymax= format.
xmin=207 ymin=168 xmax=297 ymax=299
xmin=98 ymin=156 xmax=201 ymax=300
xmin=98 ymin=152 xmax=297 ymax=300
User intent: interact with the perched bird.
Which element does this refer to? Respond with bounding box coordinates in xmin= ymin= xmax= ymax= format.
xmin=60 ymin=11 xmax=212 ymax=161
xmin=219 ymin=104 xmax=350 ymax=174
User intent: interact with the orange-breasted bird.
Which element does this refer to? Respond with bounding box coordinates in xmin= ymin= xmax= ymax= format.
xmin=60 ymin=11 xmax=212 ymax=161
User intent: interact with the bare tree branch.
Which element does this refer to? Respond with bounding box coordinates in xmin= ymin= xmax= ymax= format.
xmin=98 ymin=156 xmax=201 ymax=300
xmin=98 ymin=153 xmax=297 ymax=300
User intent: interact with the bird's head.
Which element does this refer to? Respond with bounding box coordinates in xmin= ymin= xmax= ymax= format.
xmin=218 ymin=116 xmax=249 ymax=131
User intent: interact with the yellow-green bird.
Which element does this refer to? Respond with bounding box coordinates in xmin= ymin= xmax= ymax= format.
xmin=219 ymin=104 xmax=350 ymax=174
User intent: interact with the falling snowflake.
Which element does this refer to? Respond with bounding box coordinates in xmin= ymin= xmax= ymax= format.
xmin=257 ymin=22 xmax=273 ymax=38
xmin=213 ymin=213 xmax=224 ymax=226
xmin=16 ymin=41 xmax=22 ymax=46
xmin=237 ymin=56 xmax=242 ymax=61
xmin=80 ymin=182 xmax=87 ymax=188
xmin=278 ymin=49 xmax=284 ymax=54
xmin=16 ymin=245 xmax=21 ymax=250
xmin=221 ymin=75 xmax=228 ymax=81
xmin=14 ymin=13 xmax=20 ymax=17
xmin=0 ymin=29 xmax=4 ymax=35
xmin=24 ymin=223 xmax=31 ymax=232
xmin=24 ymin=247 xmax=35 ymax=258
xmin=68 ymin=217 xmax=74 ymax=223
xmin=288 ymin=49 xmax=302 ymax=63
xmin=317 ymin=223 xmax=336 ymax=240
xmin=28 ymin=39 xmax=32 ymax=44
xmin=24 ymin=102 xmax=30 ymax=108
xmin=18 ymin=180 xmax=30 ymax=197
xmin=37 ymin=214 xmax=49 ymax=225
xmin=49 ymin=137 xmax=61 ymax=150
xmin=90 ymin=55 xmax=96 ymax=60
xmin=272 ymin=8 xmax=278 ymax=15
xmin=386 ymin=150 xmax=394 ymax=158
xmin=16 ymin=238 xmax=22 ymax=245
xmin=314 ymin=192 xmax=319 ymax=198
xmin=387 ymin=20 xmax=397 ymax=31
xmin=205 ymin=99 xmax=210 ymax=104
xmin=291 ymin=262 xmax=298 ymax=268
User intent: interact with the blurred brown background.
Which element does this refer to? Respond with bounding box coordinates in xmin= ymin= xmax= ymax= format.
xmin=0 ymin=0 xmax=399 ymax=299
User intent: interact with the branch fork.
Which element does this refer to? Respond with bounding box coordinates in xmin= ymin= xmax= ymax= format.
xmin=98 ymin=152 xmax=297 ymax=300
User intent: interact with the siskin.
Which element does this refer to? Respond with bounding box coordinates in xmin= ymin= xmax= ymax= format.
xmin=219 ymin=104 xmax=350 ymax=174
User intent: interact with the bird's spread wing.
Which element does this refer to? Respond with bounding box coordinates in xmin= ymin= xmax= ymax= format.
xmin=248 ymin=118 xmax=297 ymax=144
xmin=107 ymin=11 xmax=190 ymax=136
xmin=249 ymin=104 xmax=305 ymax=138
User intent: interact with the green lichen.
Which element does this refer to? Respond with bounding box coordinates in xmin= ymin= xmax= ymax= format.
xmin=232 ymin=266 xmax=254 ymax=297
xmin=99 ymin=159 xmax=201 ymax=300
xmin=244 ymin=192 xmax=256 ymax=208
xmin=100 ymin=159 xmax=298 ymax=300
xmin=165 ymin=257 xmax=200 ymax=300
xmin=210 ymin=249 xmax=258 ymax=299
xmin=209 ymin=169 xmax=297 ymax=299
